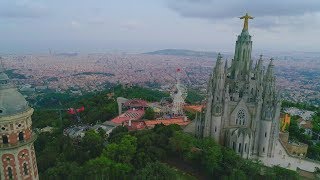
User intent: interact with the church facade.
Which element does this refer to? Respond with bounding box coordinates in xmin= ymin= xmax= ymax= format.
xmin=197 ymin=14 xmax=281 ymax=158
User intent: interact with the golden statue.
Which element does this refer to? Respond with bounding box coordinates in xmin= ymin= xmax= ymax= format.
xmin=240 ymin=13 xmax=254 ymax=30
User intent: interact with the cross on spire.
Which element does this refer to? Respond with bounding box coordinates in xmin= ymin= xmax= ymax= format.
xmin=240 ymin=13 xmax=254 ymax=31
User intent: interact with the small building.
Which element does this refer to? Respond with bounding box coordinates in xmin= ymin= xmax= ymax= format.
xmin=144 ymin=116 xmax=190 ymax=129
xmin=184 ymin=105 xmax=204 ymax=113
xmin=124 ymin=99 xmax=148 ymax=110
xmin=94 ymin=121 xmax=118 ymax=137
xmin=298 ymin=118 xmax=313 ymax=136
xmin=111 ymin=108 xmax=145 ymax=124
xmin=123 ymin=120 xmax=147 ymax=131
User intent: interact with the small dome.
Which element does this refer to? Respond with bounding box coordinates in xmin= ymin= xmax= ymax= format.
xmin=0 ymin=65 xmax=29 ymax=117
xmin=0 ymin=87 xmax=29 ymax=117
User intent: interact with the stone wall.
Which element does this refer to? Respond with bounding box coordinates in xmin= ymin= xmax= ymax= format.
xmin=286 ymin=142 xmax=308 ymax=157
xmin=279 ymin=132 xmax=308 ymax=157
xmin=279 ymin=132 xmax=289 ymax=143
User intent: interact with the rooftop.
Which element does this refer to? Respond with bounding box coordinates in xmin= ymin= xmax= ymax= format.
xmin=111 ymin=108 xmax=145 ymax=124
xmin=144 ymin=117 xmax=190 ymax=128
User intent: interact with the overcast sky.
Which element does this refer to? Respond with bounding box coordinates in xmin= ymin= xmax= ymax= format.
xmin=1 ymin=0 xmax=320 ymax=54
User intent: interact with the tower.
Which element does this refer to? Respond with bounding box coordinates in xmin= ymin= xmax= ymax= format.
xmin=171 ymin=68 xmax=187 ymax=115
xmin=0 ymin=64 xmax=39 ymax=180
xmin=199 ymin=13 xmax=280 ymax=159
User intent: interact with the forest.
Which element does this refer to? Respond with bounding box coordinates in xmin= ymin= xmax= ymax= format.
xmin=32 ymin=86 xmax=301 ymax=179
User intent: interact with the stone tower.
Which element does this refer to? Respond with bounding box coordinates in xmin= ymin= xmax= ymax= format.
xmin=198 ymin=13 xmax=281 ymax=158
xmin=0 ymin=64 xmax=39 ymax=180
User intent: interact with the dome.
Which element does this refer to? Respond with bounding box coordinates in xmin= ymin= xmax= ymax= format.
xmin=0 ymin=87 xmax=29 ymax=117
xmin=0 ymin=66 xmax=29 ymax=117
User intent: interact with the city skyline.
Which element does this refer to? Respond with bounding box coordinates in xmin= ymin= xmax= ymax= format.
xmin=1 ymin=1 xmax=320 ymax=53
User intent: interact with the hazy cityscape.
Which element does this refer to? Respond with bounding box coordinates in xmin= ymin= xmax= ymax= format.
xmin=2 ymin=50 xmax=320 ymax=105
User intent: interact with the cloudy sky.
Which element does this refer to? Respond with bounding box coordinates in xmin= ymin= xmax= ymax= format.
xmin=1 ymin=0 xmax=320 ymax=54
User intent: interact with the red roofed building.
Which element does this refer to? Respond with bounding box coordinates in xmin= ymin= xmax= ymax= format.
xmin=184 ymin=105 xmax=204 ymax=113
xmin=124 ymin=99 xmax=148 ymax=109
xmin=144 ymin=117 xmax=190 ymax=128
xmin=124 ymin=120 xmax=147 ymax=131
xmin=111 ymin=109 xmax=145 ymax=124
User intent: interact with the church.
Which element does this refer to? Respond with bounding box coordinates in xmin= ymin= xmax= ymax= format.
xmin=196 ymin=13 xmax=281 ymax=158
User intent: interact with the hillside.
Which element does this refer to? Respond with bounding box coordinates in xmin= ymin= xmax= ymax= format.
xmin=144 ymin=49 xmax=219 ymax=58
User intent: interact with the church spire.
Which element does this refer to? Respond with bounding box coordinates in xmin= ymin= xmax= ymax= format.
xmin=240 ymin=13 xmax=254 ymax=31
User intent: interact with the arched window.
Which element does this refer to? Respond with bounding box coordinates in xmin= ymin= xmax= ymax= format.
xmin=8 ymin=167 xmax=13 ymax=179
xmin=236 ymin=109 xmax=246 ymax=125
xmin=23 ymin=163 xmax=28 ymax=175
xmin=2 ymin=135 xmax=8 ymax=144
xmin=238 ymin=143 xmax=242 ymax=153
xmin=19 ymin=132 xmax=24 ymax=141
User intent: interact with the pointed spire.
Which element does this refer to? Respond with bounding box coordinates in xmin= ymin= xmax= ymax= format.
xmin=214 ymin=53 xmax=224 ymax=74
xmin=258 ymin=54 xmax=263 ymax=66
xmin=266 ymin=58 xmax=275 ymax=77
xmin=225 ymin=59 xmax=228 ymax=70
xmin=217 ymin=53 xmax=223 ymax=63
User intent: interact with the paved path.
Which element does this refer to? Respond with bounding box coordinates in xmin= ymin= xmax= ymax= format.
xmin=259 ymin=140 xmax=320 ymax=172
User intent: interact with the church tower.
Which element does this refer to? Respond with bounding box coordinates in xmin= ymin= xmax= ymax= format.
xmin=199 ymin=13 xmax=281 ymax=159
xmin=0 ymin=64 xmax=39 ymax=180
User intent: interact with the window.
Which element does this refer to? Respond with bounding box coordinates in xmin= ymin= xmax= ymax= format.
xmin=23 ymin=163 xmax=28 ymax=175
xmin=232 ymin=142 xmax=236 ymax=151
xmin=265 ymin=132 xmax=267 ymax=137
xmin=2 ymin=135 xmax=8 ymax=144
xmin=263 ymin=147 xmax=265 ymax=153
xmin=19 ymin=132 xmax=24 ymax=141
xmin=245 ymin=143 xmax=247 ymax=152
xmin=236 ymin=109 xmax=246 ymax=125
xmin=238 ymin=143 xmax=242 ymax=153
xmin=8 ymin=167 xmax=13 ymax=179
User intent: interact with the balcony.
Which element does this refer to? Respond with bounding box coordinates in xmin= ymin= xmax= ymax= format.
xmin=0 ymin=133 xmax=37 ymax=150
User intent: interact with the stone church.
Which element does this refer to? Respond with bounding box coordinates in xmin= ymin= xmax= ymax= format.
xmin=196 ymin=13 xmax=281 ymax=158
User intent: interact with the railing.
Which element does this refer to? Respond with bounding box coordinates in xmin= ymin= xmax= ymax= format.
xmin=0 ymin=133 xmax=37 ymax=150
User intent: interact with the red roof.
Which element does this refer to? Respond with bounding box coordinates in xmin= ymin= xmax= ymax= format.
xmin=184 ymin=105 xmax=204 ymax=113
xmin=144 ymin=117 xmax=190 ymax=128
xmin=124 ymin=120 xmax=147 ymax=131
xmin=111 ymin=109 xmax=145 ymax=124
xmin=124 ymin=99 xmax=148 ymax=108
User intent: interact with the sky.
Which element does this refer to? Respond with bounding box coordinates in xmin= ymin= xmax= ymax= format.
xmin=1 ymin=0 xmax=320 ymax=54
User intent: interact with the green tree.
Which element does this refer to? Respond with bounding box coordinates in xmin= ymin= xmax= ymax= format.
xmin=44 ymin=161 xmax=82 ymax=180
xmin=82 ymin=130 xmax=104 ymax=158
xmin=83 ymin=156 xmax=132 ymax=179
xmin=135 ymin=162 xmax=176 ymax=180
xmin=144 ymin=107 xmax=155 ymax=120
xmin=103 ymin=134 xmax=137 ymax=163
xmin=169 ymin=131 xmax=195 ymax=158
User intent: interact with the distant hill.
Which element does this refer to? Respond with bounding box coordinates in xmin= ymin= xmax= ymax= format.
xmin=144 ymin=49 xmax=219 ymax=58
